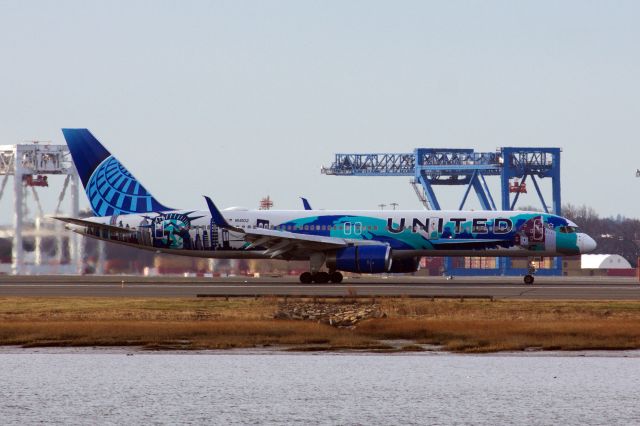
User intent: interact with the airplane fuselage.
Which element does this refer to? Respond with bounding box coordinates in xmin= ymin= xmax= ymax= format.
xmin=67 ymin=208 xmax=593 ymax=260
xmin=58 ymin=128 xmax=598 ymax=283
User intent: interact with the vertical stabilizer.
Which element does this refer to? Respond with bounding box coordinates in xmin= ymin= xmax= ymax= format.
xmin=62 ymin=128 xmax=172 ymax=216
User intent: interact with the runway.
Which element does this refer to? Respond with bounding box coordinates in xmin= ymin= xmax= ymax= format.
xmin=0 ymin=275 xmax=639 ymax=299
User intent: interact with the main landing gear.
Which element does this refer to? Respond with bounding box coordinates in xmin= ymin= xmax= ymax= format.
xmin=299 ymin=271 xmax=343 ymax=284
xmin=300 ymin=253 xmax=343 ymax=284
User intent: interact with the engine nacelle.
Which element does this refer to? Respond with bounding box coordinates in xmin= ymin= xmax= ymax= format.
xmin=326 ymin=245 xmax=392 ymax=274
xmin=388 ymin=256 xmax=420 ymax=273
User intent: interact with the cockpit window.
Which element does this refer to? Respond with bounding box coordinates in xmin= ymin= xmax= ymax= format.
xmin=558 ymin=226 xmax=579 ymax=234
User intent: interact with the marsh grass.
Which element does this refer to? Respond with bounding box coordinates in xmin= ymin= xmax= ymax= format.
xmin=2 ymin=297 xmax=640 ymax=353
xmin=0 ymin=320 xmax=377 ymax=350
xmin=355 ymin=318 xmax=640 ymax=353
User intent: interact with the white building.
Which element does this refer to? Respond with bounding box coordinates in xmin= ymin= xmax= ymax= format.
xmin=581 ymin=254 xmax=632 ymax=270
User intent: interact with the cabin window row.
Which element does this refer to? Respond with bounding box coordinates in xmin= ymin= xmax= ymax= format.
xmin=233 ymin=224 xmax=382 ymax=232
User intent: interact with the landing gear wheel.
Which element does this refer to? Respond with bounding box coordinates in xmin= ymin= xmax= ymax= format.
xmin=524 ymin=274 xmax=535 ymax=285
xmin=329 ymin=271 xmax=343 ymax=284
xmin=314 ymin=272 xmax=330 ymax=284
xmin=299 ymin=272 xmax=313 ymax=284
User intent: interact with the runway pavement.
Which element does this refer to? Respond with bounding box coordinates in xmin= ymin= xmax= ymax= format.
xmin=0 ymin=275 xmax=639 ymax=299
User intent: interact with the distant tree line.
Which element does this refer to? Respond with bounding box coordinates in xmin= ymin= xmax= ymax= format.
xmin=561 ymin=204 xmax=640 ymax=267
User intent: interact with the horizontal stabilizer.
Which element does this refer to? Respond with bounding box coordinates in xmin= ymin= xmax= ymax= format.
xmin=52 ymin=217 xmax=136 ymax=234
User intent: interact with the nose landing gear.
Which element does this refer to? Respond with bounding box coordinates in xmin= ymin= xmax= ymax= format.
xmin=523 ymin=260 xmax=536 ymax=285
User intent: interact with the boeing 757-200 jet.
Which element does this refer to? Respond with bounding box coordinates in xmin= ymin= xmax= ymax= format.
xmin=56 ymin=129 xmax=596 ymax=284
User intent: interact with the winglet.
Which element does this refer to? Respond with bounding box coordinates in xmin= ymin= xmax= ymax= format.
xmin=204 ymin=196 xmax=240 ymax=231
xmin=301 ymin=197 xmax=312 ymax=210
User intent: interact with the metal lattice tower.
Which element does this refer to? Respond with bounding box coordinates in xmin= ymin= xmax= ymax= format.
xmin=322 ymin=147 xmax=562 ymax=276
xmin=0 ymin=142 xmax=82 ymax=274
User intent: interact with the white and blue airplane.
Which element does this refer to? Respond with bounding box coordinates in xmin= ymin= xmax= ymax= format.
xmin=56 ymin=129 xmax=596 ymax=284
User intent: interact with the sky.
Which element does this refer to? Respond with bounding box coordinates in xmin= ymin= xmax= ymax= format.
xmin=0 ymin=0 xmax=639 ymax=223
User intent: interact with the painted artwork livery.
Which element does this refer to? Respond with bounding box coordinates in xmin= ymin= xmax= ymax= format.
xmin=56 ymin=129 xmax=597 ymax=284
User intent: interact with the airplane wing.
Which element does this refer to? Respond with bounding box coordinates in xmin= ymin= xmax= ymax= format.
xmin=52 ymin=217 xmax=137 ymax=234
xmin=204 ymin=196 xmax=383 ymax=258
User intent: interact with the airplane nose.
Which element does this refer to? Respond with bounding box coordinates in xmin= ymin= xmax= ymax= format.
xmin=577 ymin=233 xmax=597 ymax=253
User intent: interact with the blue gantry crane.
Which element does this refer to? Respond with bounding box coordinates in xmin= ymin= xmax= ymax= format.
xmin=322 ymin=147 xmax=562 ymax=276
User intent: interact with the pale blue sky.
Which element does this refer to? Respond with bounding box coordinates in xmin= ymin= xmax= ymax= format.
xmin=1 ymin=1 xmax=639 ymax=221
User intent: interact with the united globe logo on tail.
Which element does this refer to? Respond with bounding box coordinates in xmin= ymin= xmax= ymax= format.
xmin=86 ymin=155 xmax=161 ymax=216
xmin=62 ymin=128 xmax=171 ymax=216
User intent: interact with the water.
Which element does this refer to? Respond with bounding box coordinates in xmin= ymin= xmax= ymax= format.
xmin=0 ymin=349 xmax=639 ymax=425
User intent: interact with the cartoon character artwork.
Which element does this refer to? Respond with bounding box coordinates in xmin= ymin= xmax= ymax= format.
xmin=515 ymin=215 xmax=545 ymax=251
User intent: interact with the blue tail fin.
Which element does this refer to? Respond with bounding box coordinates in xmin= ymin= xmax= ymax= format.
xmin=62 ymin=128 xmax=172 ymax=216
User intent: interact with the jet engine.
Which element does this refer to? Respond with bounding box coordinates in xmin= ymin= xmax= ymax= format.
xmin=326 ymin=245 xmax=392 ymax=274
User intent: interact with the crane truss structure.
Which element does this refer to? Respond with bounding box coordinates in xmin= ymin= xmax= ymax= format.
xmin=322 ymin=147 xmax=562 ymax=276
xmin=0 ymin=142 xmax=82 ymax=275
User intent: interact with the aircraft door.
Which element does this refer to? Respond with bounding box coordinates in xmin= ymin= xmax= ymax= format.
xmin=532 ymin=217 xmax=544 ymax=242
xmin=544 ymin=223 xmax=557 ymax=252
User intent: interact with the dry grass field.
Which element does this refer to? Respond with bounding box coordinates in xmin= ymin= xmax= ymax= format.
xmin=1 ymin=297 xmax=640 ymax=353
